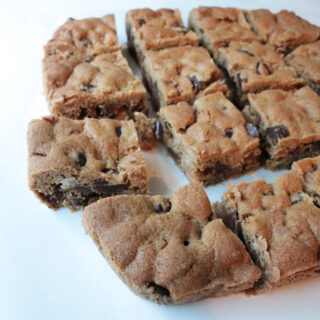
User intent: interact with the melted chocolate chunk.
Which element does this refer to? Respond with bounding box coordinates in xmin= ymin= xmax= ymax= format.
xmin=72 ymin=184 xmax=92 ymax=195
xmin=266 ymin=125 xmax=290 ymax=146
xmin=246 ymin=122 xmax=259 ymax=138
xmin=80 ymin=83 xmax=95 ymax=92
xmin=154 ymin=199 xmax=172 ymax=214
xmin=41 ymin=187 xmax=64 ymax=206
xmin=223 ymin=128 xmax=233 ymax=138
xmin=69 ymin=197 xmax=87 ymax=207
xmin=115 ymin=126 xmax=122 ymax=137
xmin=183 ymin=240 xmax=189 ymax=246
xmin=75 ymin=152 xmax=87 ymax=167
xmin=93 ymin=179 xmax=126 ymax=195
xmin=137 ymin=18 xmax=146 ymax=26
xmin=80 ymin=39 xmax=92 ymax=47
xmin=189 ymin=75 xmax=202 ymax=94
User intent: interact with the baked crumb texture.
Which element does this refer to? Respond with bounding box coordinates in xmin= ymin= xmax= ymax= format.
xmin=126 ymin=8 xmax=228 ymax=109
xmin=43 ymin=15 xmax=157 ymax=150
xmin=159 ymin=92 xmax=261 ymax=184
xmin=214 ymin=171 xmax=320 ymax=294
xmin=28 ymin=116 xmax=148 ymax=211
xmin=83 ymin=182 xmax=261 ymax=304
xmin=242 ymin=86 xmax=320 ymax=169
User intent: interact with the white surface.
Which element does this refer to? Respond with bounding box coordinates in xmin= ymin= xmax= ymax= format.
xmin=1 ymin=1 xmax=320 ymax=319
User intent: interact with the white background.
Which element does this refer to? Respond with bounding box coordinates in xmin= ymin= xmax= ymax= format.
xmin=1 ymin=0 xmax=320 ymax=319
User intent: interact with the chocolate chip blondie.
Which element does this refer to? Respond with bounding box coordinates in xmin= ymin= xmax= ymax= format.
xmin=188 ymin=6 xmax=261 ymax=59
xmin=43 ymin=15 xmax=148 ymax=120
xmin=158 ymin=92 xmax=261 ymax=184
xmin=141 ymin=46 xmax=228 ymax=109
xmin=28 ymin=116 xmax=148 ymax=211
xmin=243 ymin=86 xmax=320 ymax=169
xmin=214 ymin=172 xmax=320 ymax=294
xmin=216 ymin=41 xmax=303 ymax=106
xmin=244 ymin=9 xmax=320 ymax=53
xmin=292 ymin=156 xmax=320 ymax=206
xmin=83 ymin=182 xmax=261 ymax=304
xmin=126 ymin=8 xmax=198 ymax=66
xmin=285 ymin=41 xmax=320 ymax=95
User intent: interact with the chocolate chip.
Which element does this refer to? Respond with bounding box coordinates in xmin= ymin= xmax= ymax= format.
xmin=223 ymin=128 xmax=233 ymax=138
xmin=222 ymin=105 xmax=227 ymax=110
xmin=72 ymin=184 xmax=92 ymax=195
xmin=154 ymin=199 xmax=171 ymax=214
xmin=80 ymin=83 xmax=95 ymax=93
xmin=93 ymin=179 xmax=126 ymax=195
xmin=246 ymin=123 xmax=259 ymax=138
xmin=137 ymin=18 xmax=146 ymax=26
xmin=75 ymin=152 xmax=86 ymax=166
xmin=240 ymin=49 xmax=254 ymax=57
xmin=41 ymin=187 xmax=64 ymax=206
xmin=115 ymin=126 xmax=122 ymax=137
xmin=79 ymin=107 xmax=87 ymax=119
xmin=69 ymin=197 xmax=87 ymax=207
xmin=313 ymin=200 xmax=320 ymax=208
xmin=147 ymin=282 xmax=170 ymax=297
xmin=183 ymin=240 xmax=189 ymax=246
xmin=80 ymin=39 xmax=92 ymax=47
xmin=189 ymin=75 xmax=202 ymax=93
xmin=291 ymin=194 xmax=303 ymax=205
xmin=266 ymin=125 xmax=290 ymax=146
xmin=312 ymin=164 xmax=318 ymax=172
xmin=256 ymin=62 xmax=271 ymax=75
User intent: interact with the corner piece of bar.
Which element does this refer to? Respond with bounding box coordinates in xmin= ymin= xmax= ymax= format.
xmin=214 ymin=172 xmax=320 ymax=293
xmin=27 ymin=116 xmax=148 ymax=211
xmin=82 ymin=182 xmax=261 ymax=304
xmin=158 ymin=92 xmax=260 ymax=184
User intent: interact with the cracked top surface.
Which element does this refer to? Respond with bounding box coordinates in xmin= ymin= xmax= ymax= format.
xmin=127 ymin=8 xmax=198 ymax=50
xmin=43 ymin=49 xmax=146 ymax=116
xmin=245 ymin=9 xmax=320 ymax=51
xmin=189 ymin=7 xmax=261 ymax=49
xmin=292 ymin=156 xmax=320 ymax=196
xmin=159 ymin=92 xmax=260 ymax=165
xmin=28 ymin=116 xmax=147 ymax=191
xmin=144 ymin=46 xmax=227 ymax=105
xmin=82 ymin=182 xmax=260 ymax=304
xmin=49 ymin=15 xmax=120 ymax=57
xmin=285 ymin=41 xmax=320 ymax=83
xmin=247 ymin=86 xmax=320 ymax=158
xmin=217 ymin=41 xmax=303 ymax=94
xmin=222 ymin=172 xmax=320 ymax=285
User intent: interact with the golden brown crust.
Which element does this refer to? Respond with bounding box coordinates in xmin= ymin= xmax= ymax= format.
xmin=28 ymin=116 xmax=147 ymax=211
xmin=82 ymin=182 xmax=261 ymax=304
xmin=220 ymin=172 xmax=320 ymax=293
xmin=159 ymin=92 xmax=260 ymax=183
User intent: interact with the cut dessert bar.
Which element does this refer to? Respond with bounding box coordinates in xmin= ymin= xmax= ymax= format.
xmin=158 ymin=92 xmax=261 ymax=184
xmin=188 ymin=6 xmax=261 ymax=59
xmin=142 ymin=46 xmax=228 ymax=109
xmin=243 ymin=86 xmax=320 ymax=169
xmin=126 ymin=8 xmax=198 ymax=65
xmin=83 ymin=182 xmax=261 ymax=304
xmin=216 ymin=41 xmax=303 ymax=105
xmin=285 ymin=41 xmax=320 ymax=95
xmin=28 ymin=116 xmax=147 ymax=211
xmin=292 ymin=156 xmax=320 ymax=206
xmin=134 ymin=112 xmax=156 ymax=150
xmin=43 ymin=15 xmax=148 ymax=120
xmin=214 ymin=172 xmax=320 ymax=293
xmin=244 ymin=9 xmax=320 ymax=53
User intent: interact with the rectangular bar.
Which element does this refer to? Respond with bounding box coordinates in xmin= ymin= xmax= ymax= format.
xmin=188 ymin=6 xmax=261 ymax=59
xmin=141 ymin=45 xmax=228 ymax=109
xmin=243 ymin=86 xmax=320 ymax=169
xmin=244 ymin=9 xmax=320 ymax=53
xmin=216 ymin=41 xmax=303 ymax=106
xmin=214 ymin=172 xmax=320 ymax=293
xmin=43 ymin=15 xmax=148 ymax=120
xmin=126 ymin=8 xmax=198 ymax=66
xmin=158 ymin=92 xmax=260 ymax=184
xmin=28 ymin=116 xmax=148 ymax=211
xmin=285 ymin=41 xmax=320 ymax=95
xmin=83 ymin=182 xmax=261 ymax=304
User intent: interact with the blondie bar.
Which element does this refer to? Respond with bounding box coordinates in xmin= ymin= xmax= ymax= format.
xmin=214 ymin=172 xmax=320 ymax=293
xmin=158 ymin=92 xmax=260 ymax=184
xmin=83 ymin=182 xmax=261 ymax=304
xmin=141 ymin=46 xmax=228 ymax=109
xmin=216 ymin=41 xmax=303 ymax=106
xmin=126 ymin=8 xmax=198 ymax=65
xmin=243 ymin=86 xmax=320 ymax=169
xmin=28 ymin=116 xmax=147 ymax=211
xmin=285 ymin=41 xmax=320 ymax=95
